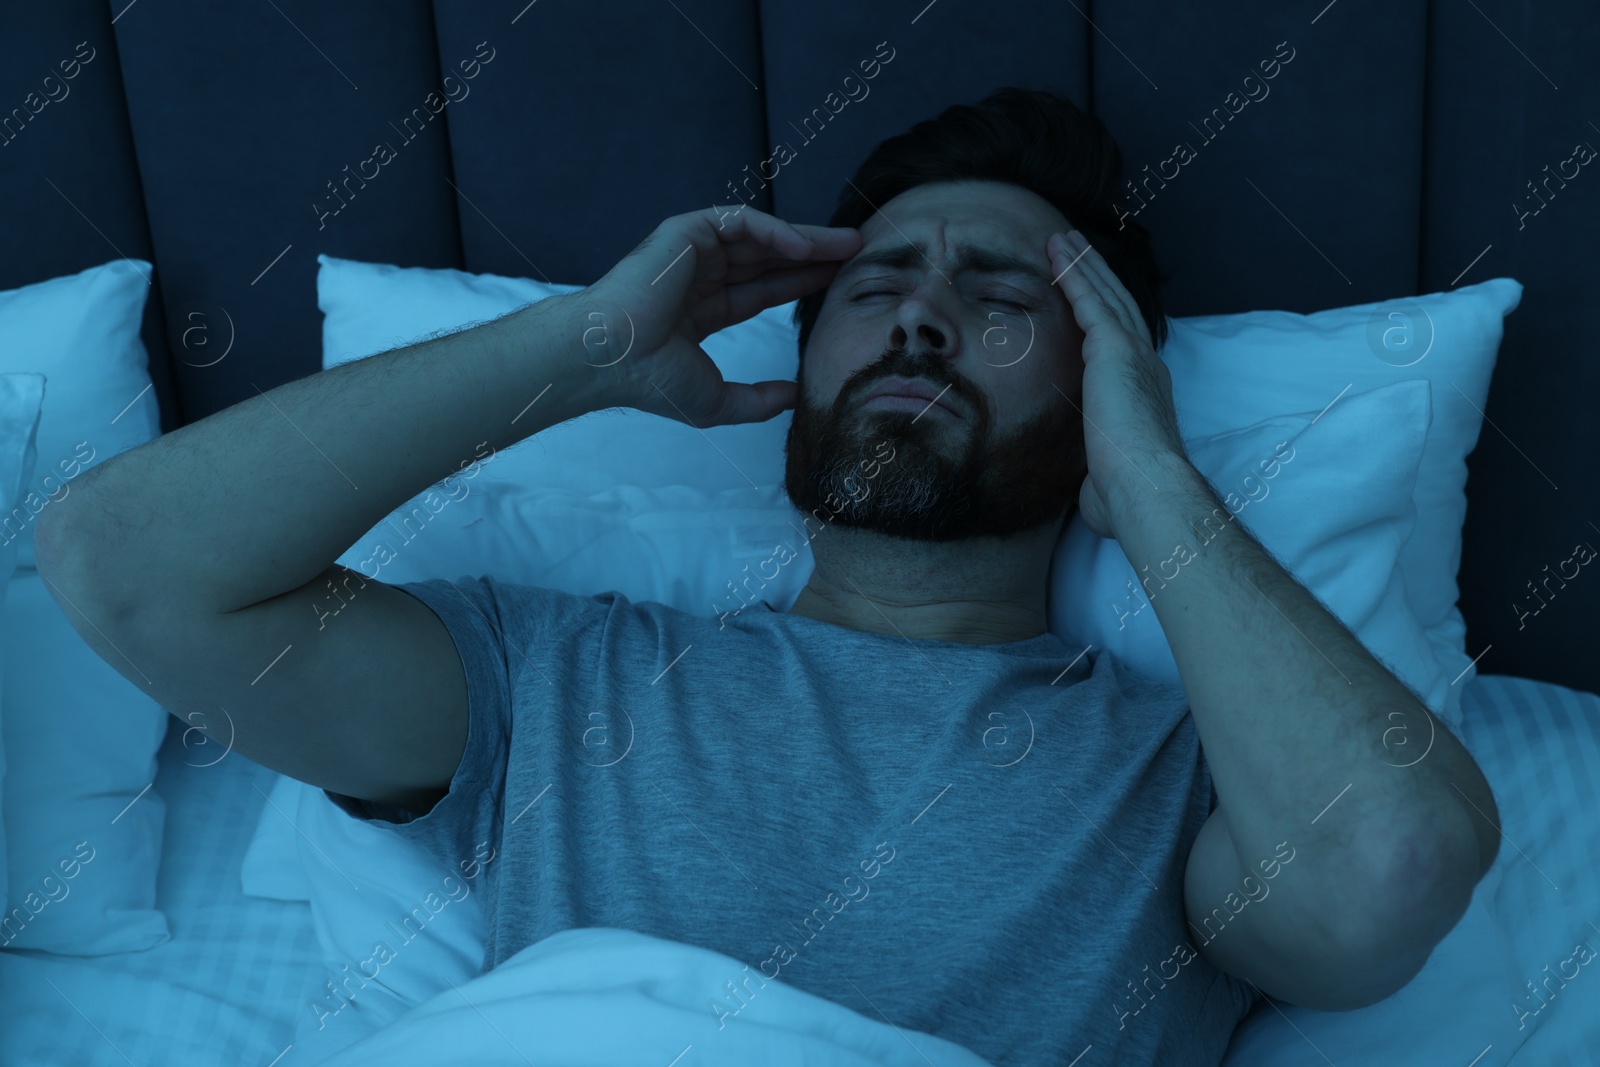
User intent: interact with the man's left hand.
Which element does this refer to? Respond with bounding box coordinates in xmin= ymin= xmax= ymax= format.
xmin=1047 ymin=229 xmax=1189 ymax=539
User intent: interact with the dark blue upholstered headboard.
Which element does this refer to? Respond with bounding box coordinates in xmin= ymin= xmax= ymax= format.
xmin=3 ymin=1 xmax=1596 ymax=694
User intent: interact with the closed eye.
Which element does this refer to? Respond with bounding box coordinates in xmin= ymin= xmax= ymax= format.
xmin=852 ymin=290 xmax=1033 ymax=312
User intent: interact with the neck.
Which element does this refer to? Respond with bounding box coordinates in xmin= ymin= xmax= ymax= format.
xmin=782 ymin=522 xmax=1062 ymax=644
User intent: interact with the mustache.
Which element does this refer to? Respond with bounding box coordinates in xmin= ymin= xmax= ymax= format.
xmin=843 ymin=348 xmax=966 ymax=409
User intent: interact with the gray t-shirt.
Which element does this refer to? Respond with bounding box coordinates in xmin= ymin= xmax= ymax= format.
xmin=326 ymin=575 xmax=1258 ymax=1066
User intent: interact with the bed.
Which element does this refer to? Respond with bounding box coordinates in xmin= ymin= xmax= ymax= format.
xmin=2 ymin=1 xmax=1598 ymax=1064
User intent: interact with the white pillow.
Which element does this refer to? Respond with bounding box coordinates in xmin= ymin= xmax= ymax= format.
xmin=320 ymin=382 xmax=1443 ymax=709
xmin=0 ymin=260 xmax=170 ymax=956
xmin=0 ymin=259 xmax=163 ymax=570
xmin=318 ymin=255 xmax=794 ymax=494
xmin=1 ymin=567 xmax=171 ymax=955
xmin=1160 ymin=278 xmax=1522 ymax=725
xmin=335 ymin=478 xmax=811 ymax=613
xmin=1050 ymin=379 xmax=1448 ymax=716
xmin=0 ymin=372 xmax=47 ymax=916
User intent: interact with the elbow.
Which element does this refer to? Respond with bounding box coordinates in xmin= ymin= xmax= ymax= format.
xmin=1251 ymin=804 xmax=1492 ymax=1012
xmin=1330 ymin=819 xmax=1486 ymax=1007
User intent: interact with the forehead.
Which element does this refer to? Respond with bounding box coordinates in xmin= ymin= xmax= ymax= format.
xmin=837 ymin=180 xmax=1070 ymax=294
xmin=857 ymin=179 xmax=1070 ymax=254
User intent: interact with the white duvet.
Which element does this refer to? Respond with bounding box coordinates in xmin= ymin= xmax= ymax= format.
xmin=319 ymin=926 xmax=997 ymax=1066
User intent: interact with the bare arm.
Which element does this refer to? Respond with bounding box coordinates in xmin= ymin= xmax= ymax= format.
xmin=1043 ymin=227 xmax=1499 ymax=1010
xmin=37 ymin=293 xmax=610 ymax=618
xmin=33 ymin=206 xmax=860 ymax=807
xmin=1128 ymin=453 xmax=1497 ymax=1007
xmin=30 ymin=294 xmax=616 ymax=806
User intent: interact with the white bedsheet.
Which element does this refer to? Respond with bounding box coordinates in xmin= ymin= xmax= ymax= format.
xmin=318 ymin=925 xmax=996 ymax=1067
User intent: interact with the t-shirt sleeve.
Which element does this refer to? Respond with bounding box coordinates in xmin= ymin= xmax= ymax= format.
xmin=321 ymin=574 xmax=520 ymax=870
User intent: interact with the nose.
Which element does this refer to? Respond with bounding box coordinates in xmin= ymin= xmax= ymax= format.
xmin=888 ymin=280 xmax=959 ymax=359
xmin=890 ymin=319 xmax=948 ymax=356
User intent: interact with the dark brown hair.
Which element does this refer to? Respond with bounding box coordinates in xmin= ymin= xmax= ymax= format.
xmin=794 ymin=86 xmax=1171 ymax=357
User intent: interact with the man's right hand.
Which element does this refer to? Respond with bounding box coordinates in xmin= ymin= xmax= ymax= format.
xmin=571 ymin=205 xmax=863 ymax=428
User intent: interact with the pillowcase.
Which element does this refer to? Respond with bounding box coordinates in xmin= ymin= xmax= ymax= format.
xmin=1 ymin=567 xmax=172 ymax=955
xmin=334 ymin=478 xmax=810 ymax=614
xmin=0 ymin=260 xmax=170 ymax=956
xmin=1159 ymin=278 xmax=1522 ymax=726
xmin=0 ymin=372 xmax=48 ymax=916
xmin=0 ymin=259 xmax=163 ymax=571
xmin=1050 ymin=379 xmax=1448 ymax=715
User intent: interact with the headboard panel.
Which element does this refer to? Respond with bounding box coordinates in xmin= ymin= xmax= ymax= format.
xmin=1 ymin=5 xmax=185 ymax=427
xmin=434 ymin=1 xmax=771 ymax=281
xmin=3 ymin=0 xmax=1596 ymax=695
xmin=1094 ymin=3 xmax=1429 ymax=313
xmin=110 ymin=0 xmax=464 ymax=423
xmin=1422 ymin=1 xmax=1600 ymax=692
xmin=759 ymin=4 xmax=1093 ymax=230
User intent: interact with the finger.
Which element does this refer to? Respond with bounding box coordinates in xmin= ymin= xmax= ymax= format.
xmin=647 ymin=208 xmax=791 ymax=294
xmin=701 ymin=204 xmax=816 ymax=263
xmin=709 ymin=378 xmax=800 ymax=428
xmin=703 ymin=205 xmax=862 ymax=264
xmin=719 ymin=248 xmax=838 ymax=285
xmin=1054 ymin=232 xmax=1133 ymax=338
xmin=1050 ymin=237 xmax=1125 ymax=341
xmin=789 ymin=221 xmax=864 ymax=261
xmin=700 ymin=260 xmax=845 ymax=337
xmin=694 ymin=204 xmax=803 ymax=260
xmin=1070 ymin=237 xmax=1148 ymax=351
xmin=718 ymin=241 xmax=860 ymax=287
xmin=1062 ymin=232 xmax=1134 ymax=332
xmin=721 ymin=227 xmax=860 ymax=273
xmin=1061 ymin=231 xmax=1151 ymax=349
xmin=718 ymin=232 xmax=861 ymax=282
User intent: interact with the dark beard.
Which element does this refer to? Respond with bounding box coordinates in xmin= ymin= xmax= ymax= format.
xmin=782 ymin=346 xmax=1085 ymax=542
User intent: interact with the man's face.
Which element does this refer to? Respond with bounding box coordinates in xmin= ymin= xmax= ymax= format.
xmin=784 ymin=179 xmax=1089 ymax=542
